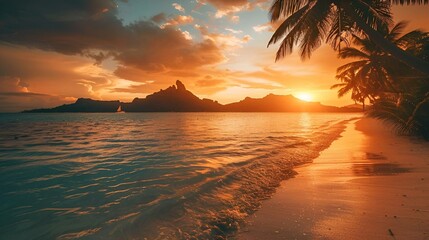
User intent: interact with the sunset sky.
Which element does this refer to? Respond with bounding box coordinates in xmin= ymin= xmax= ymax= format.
xmin=0 ymin=0 xmax=428 ymax=112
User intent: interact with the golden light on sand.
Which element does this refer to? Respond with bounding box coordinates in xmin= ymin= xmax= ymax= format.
xmin=295 ymin=93 xmax=313 ymax=102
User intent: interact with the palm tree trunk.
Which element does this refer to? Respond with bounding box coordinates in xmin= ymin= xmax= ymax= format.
xmin=350 ymin=11 xmax=429 ymax=75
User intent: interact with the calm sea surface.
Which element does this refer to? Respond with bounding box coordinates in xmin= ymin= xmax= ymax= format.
xmin=0 ymin=113 xmax=360 ymax=239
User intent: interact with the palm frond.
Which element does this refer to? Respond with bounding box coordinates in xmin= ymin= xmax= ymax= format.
xmin=338 ymin=47 xmax=370 ymax=59
xmin=368 ymin=92 xmax=429 ymax=139
xmin=299 ymin=1 xmax=333 ymax=59
xmin=387 ymin=0 xmax=429 ymax=5
xmin=326 ymin=6 xmax=354 ymax=50
xmin=269 ymin=0 xmax=311 ymax=22
xmin=330 ymin=83 xmax=346 ymax=89
xmin=268 ymin=4 xmax=310 ymax=46
xmin=336 ymin=60 xmax=367 ymax=74
xmin=397 ymin=30 xmax=429 ymax=48
xmin=349 ymin=0 xmax=392 ymax=30
xmin=388 ymin=21 xmax=408 ymax=42
xmin=273 ymin=1 xmax=333 ymax=60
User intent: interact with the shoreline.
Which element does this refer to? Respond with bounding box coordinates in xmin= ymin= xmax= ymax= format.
xmin=238 ymin=117 xmax=429 ymax=240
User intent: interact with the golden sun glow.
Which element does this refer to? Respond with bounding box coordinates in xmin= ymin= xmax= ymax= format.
xmin=295 ymin=93 xmax=313 ymax=102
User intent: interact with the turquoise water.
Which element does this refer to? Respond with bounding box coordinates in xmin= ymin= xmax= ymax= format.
xmin=0 ymin=113 xmax=360 ymax=239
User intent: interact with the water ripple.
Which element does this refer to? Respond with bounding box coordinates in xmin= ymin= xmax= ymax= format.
xmin=0 ymin=112 xmax=360 ymax=239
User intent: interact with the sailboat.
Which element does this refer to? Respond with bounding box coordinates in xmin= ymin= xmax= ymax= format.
xmin=116 ymin=105 xmax=125 ymax=113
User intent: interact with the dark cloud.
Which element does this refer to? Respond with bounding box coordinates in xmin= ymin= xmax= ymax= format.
xmin=115 ymin=21 xmax=223 ymax=73
xmin=0 ymin=0 xmax=225 ymax=76
xmin=0 ymin=44 xmax=116 ymax=100
xmin=150 ymin=13 xmax=167 ymax=23
xmin=0 ymin=0 xmax=126 ymax=55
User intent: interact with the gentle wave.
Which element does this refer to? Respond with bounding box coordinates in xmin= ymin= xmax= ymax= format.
xmin=0 ymin=113 xmax=360 ymax=239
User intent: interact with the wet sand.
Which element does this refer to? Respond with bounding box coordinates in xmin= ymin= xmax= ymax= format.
xmin=239 ymin=118 xmax=429 ymax=240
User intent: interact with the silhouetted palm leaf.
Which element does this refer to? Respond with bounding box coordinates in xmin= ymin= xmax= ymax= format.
xmin=268 ymin=0 xmax=429 ymax=74
xmin=387 ymin=0 xmax=428 ymax=4
xmin=369 ymin=91 xmax=429 ymax=139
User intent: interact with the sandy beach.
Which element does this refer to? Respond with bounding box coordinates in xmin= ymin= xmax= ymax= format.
xmin=239 ymin=117 xmax=429 ymax=240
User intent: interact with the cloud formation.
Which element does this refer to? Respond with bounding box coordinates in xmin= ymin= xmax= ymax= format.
xmin=253 ymin=23 xmax=273 ymax=33
xmin=0 ymin=77 xmax=29 ymax=93
xmin=161 ymin=15 xmax=194 ymax=28
xmin=0 ymin=0 xmax=126 ymax=55
xmin=225 ymin=28 xmax=243 ymax=34
xmin=172 ymin=3 xmax=185 ymax=12
xmin=196 ymin=25 xmax=251 ymax=50
xmin=0 ymin=76 xmax=75 ymax=112
xmin=0 ymin=1 xmax=224 ymax=75
xmin=201 ymin=0 xmax=269 ymax=19
xmin=0 ymin=43 xmax=123 ymax=111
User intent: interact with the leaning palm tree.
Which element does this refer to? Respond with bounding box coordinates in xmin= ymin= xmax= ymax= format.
xmin=268 ymin=0 xmax=429 ymax=74
xmin=369 ymin=88 xmax=429 ymax=139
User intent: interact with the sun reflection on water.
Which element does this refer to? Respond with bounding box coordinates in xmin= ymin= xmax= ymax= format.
xmin=0 ymin=112 xmax=360 ymax=239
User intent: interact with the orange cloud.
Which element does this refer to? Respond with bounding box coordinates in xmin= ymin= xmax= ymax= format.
xmin=206 ymin=0 xmax=248 ymax=16
xmin=0 ymin=77 xmax=29 ymax=93
xmin=161 ymin=15 xmax=194 ymax=28
xmin=196 ymin=25 xmax=252 ymax=50
xmin=0 ymin=44 xmax=125 ymax=111
xmin=202 ymin=0 xmax=269 ymax=18
xmin=0 ymin=76 xmax=75 ymax=112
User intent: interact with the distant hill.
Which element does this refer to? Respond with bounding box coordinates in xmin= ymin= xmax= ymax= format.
xmin=224 ymin=94 xmax=344 ymax=112
xmin=23 ymin=80 xmax=362 ymax=113
xmin=342 ymin=103 xmax=365 ymax=111
xmin=23 ymin=98 xmax=120 ymax=113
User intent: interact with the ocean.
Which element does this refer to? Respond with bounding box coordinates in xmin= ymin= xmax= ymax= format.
xmin=0 ymin=113 xmax=360 ymax=239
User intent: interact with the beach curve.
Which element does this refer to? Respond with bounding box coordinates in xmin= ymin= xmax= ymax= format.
xmin=239 ymin=117 xmax=429 ymax=240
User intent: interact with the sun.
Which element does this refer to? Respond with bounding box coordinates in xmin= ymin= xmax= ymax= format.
xmin=295 ymin=93 xmax=313 ymax=102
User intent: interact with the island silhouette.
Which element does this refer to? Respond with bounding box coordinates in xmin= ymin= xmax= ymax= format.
xmin=23 ymin=80 xmax=361 ymax=113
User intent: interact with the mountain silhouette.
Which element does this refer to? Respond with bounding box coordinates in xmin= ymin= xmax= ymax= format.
xmin=23 ymin=80 xmax=361 ymax=113
xmin=122 ymin=80 xmax=223 ymax=112
xmin=225 ymin=94 xmax=342 ymax=112
xmin=23 ymin=98 xmax=120 ymax=113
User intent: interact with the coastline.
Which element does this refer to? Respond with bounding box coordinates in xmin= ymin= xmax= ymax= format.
xmin=238 ymin=117 xmax=429 ymax=240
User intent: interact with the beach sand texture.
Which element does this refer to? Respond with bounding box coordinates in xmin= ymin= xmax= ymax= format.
xmin=239 ymin=117 xmax=429 ymax=240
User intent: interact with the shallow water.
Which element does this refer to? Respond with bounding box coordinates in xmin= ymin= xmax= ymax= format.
xmin=0 ymin=113 xmax=360 ymax=239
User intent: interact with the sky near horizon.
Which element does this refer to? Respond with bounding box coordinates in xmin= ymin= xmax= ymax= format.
xmin=0 ymin=1 xmax=428 ymax=112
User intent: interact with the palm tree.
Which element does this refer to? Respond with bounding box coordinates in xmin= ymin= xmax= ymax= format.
xmin=334 ymin=22 xmax=416 ymax=97
xmin=332 ymin=20 xmax=429 ymax=139
xmin=332 ymin=21 xmax=429 ymax=111
xmin=268 ymin=0 xmax=429 ymax=75
xmin=331 ymin=71 xmax=370 ymax=110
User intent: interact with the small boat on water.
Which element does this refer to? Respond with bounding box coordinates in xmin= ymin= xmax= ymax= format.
xmin=116 ymin=105 xmax=125 ymax=113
